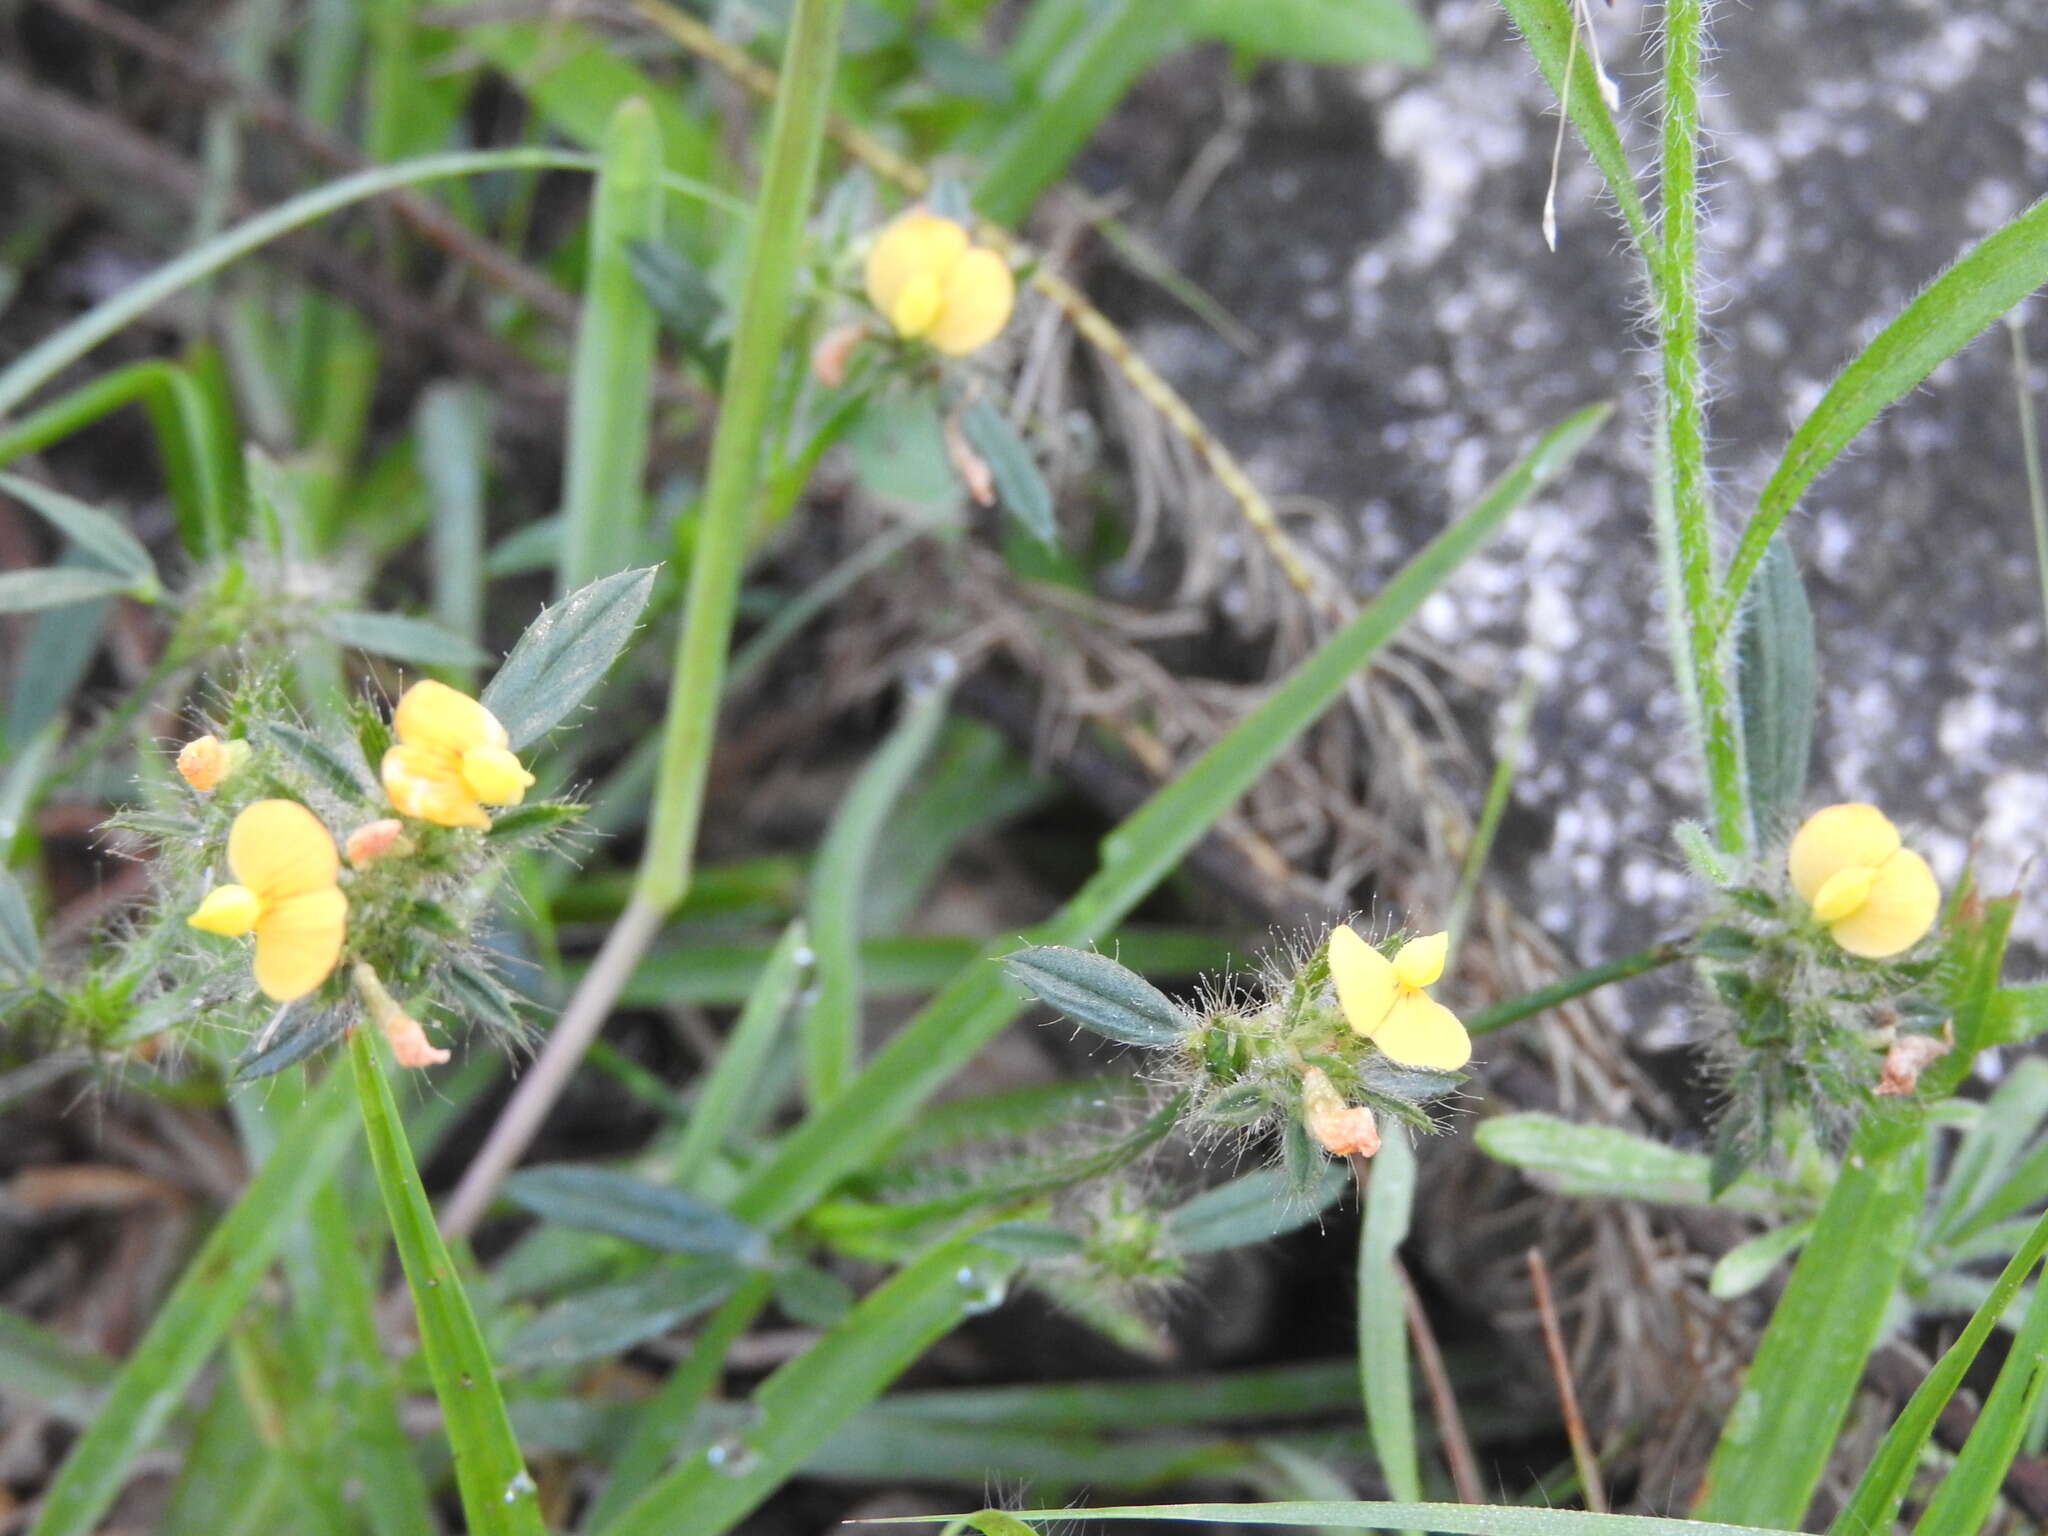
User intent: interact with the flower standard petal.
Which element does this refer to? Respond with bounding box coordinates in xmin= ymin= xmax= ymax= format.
xmin=392 ymin=679 xmax=507 ymax=755
xmin=864 ymin=210 xmax=968 ymax=325
xmin=1371 ymin=990 xmax=1473 ymax=1071
xmin=1329 ymin=925 xmax=1398 ymax=1037
xmin=1788 ymin=803 xmax=1901 ymax=904
xmin=188 ymin=884 xmax=262 ymax=936
xmin=1391 ymin=931 xmax=1449 ymax=990
xmin=926 ymin=247 xmax=1016 ymax=356
xmin=1827 ymin=848 xmax=1940 ymax=959
xmin=227 ymin=799 xmax=341 ymax=903
xmin=252 ymin=887 xmax=348 ymax=1001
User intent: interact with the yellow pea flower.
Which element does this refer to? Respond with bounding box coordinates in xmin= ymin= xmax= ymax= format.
xmin=863 ymin=209 xmax=1016 ymax=357
xmin=187 ymin=799 xmax=348 ymax=1002
xmin=1328 ymin=926 xmax=1471 ymax=1071
xmin=1787 ymin=802 xmax=1939 ymax=959
xmin=380 ymin=680 xmax=534 ymax=830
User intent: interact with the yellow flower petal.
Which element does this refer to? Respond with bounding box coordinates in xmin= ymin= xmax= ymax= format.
xmin=188 ymin=883 xmax=261 ymax=937
xmin=460 ymin=745 xmax=535 ymax=806
xmin=925 ymin=247 xmax=1016 ymax=356
xmin=1811 ymin=864 xmax=1877 ymax=924
xmin=382 ymin=744 xmax=489 ymax=829
xmin=1329 ymin=925 xmax=1397 ymax=1037
xmin=1391 ymin=931 xmax=1449 ymax=990
xmin=228 ymin=800 xmax=340 ymax=903
xmin=252 ymin=887 xmax=348 ymax=1002
xmin=864 ymin=210 xmax=968 ymax=326
xmin=1371 ymin=990 xmax=1473 ymax=1071
xmin=392 ymin=679 xmax=507 ymax=756
xmin=1788 ymin=802 xmax=1901 ymax=904
xmin=1828 ymin=848 xmax=1939 ymax=959
xmin=888 ymin=271 xmax=946 ymax=338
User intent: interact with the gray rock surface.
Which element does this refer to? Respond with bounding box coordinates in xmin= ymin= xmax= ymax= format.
xmin=1108 ymin=0 xmax=2048 ymax=995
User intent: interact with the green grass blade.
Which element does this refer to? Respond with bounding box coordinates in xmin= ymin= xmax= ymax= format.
xmin=1494 ymin=0 xmax=1656 ymax=259
xmin=560 ymin=98 xmax=664 ymax=595
xmin=803 ymin=673 xmax=953 ymax=1105
xmin=937 ymin=1502 xmax=1790 ymax=1532
xmin=597 ymin=1232 xmax=1021 ymax=1536
xmin=974 ymin=0 xmax=1182 ymax=226
xmin=581 ymin=1271 xmax=773 ymax=1530
xmin=1359 ymin=1129 xmax=1421 ymax=1521
xmin=1722 ymin=194 xmax=2048 ymax=621
xmin=1910 ymin=1245 xmax=2048 ymax=1533
xmin=1691 ymin=1111 xmax=1927 ymax=1527
xmin=0 ymin=1308 xmax=114 ymax=1424
xmin=417 ymin=380 xmax=492 ymax=686
xmin=1829 ymin=1206 xmax=2048 ymax=1536
xmin=28 ymin=1067 xmax=357 ymax=1536
xmin=661 ymin=919 xmax=811 ymax=1190
xmin=729 ymin=403 xmax=1610 ymax=1232
xmin=347 ymin=1027 xmax=544 ymax=1536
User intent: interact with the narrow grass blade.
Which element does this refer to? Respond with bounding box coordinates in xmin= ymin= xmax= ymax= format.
xmin=28 ymin=1067 xmax=357 ymax=1536
xmin=1723 ymin=194 xmax=2048 ymax=619
xmin=0 ymin=472 xmax=157 ymax=592
xmin=1691 ymin=1110 xmax=1926 ymax=1526
xmin=1830 ymin=1206 xmax=2048 ymax=1535
xmin=347 ymin=1027 xmax=544 ymax=1536
xmin=730 ymin=405 xmax=1610 ymax=1231
xmin=0 ymin=1308 xmax=113 ymax=1424
xmin=582 ymin=1272 xmax=773 ymax=1530
xmin=804 ymin=671 xmax=953 ymax=1105
xmin=1359 ymin=1131 xmax=1422 ymax=1519
xmin=560 ymin=98 xmax=663 ymax=595
xmin=661 ymin=919 xmax=811 ymax=1191
xmin=974 ymin=0 xmax=1183 ymax=226
xmin=417 ymin=381 xmax=492 ymax=685
xmin=1911 ymin=1250 xmax=2048 ymax=1533
xmin=596 ymin=1232 xmax=1021 ymax=1536
xmin=937 ymin=1502 xmax=1789 ymax=1532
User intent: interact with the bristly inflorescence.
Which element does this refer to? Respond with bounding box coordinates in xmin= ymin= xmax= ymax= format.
xmin=1686 ymin=801 xmax=1952 ymax=1190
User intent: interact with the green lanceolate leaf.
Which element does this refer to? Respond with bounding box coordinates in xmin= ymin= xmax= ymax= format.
xmin=502 ymin=1257 xmax=746 ymax=1370
xmin=233 ymin=1010 xmax=350 ymax=1082
xmin=29 ymin=1068 xmax=358 ymax=1536
xmin=626 ymin=240 xmax=725 ymax=369
xmin=1725 ymin=194 xmax=2048 ymax=617
xmin=481 ymin=566 xmax=659 ymax=749
xmin=0 ymin=566 xmax=137 ymax=615
xmin=0 ymin=865 xmax=40 ymax=980
xmin=1474 ymin=1112 xmax=1786 ymax=1213
xmin=1185 ymin=0 xmax=1430 ymax=67
xmin=501 ymin=1165 xmax=768 ymax=1262
xmin=930 ymin=1502 xmax=1795 ymax=1533
xmin=260 ymin=720 xmax=379 ymax=800
xmin=484 ymin=801 xmax=586 ymax=847
xmin=958 ymin=398 xmax=1055 ymax=546
xmin=1734 ymin=534 xmax=1816 ymax=841
xmin=1707 ymin=1219 xmax=1814 ymax=1300
xmin=1165 ymin=1162 xmax=1348 ymax=1255
xmin=1358 ymin=1129 xmax=1421 ymax=1511
xmin=1003 ymin=944 xmax=1191 ymax=1048
xmin=347 ymin=1029 xmax=543 ymax=1536
xmin=318 ymin=609 xmax=492 ymax=670
xmin=0 ymin=472 xmax=158 ymax=594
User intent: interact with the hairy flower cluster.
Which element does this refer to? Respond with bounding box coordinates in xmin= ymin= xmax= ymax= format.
xmin=1694 ymin=802 xmax=1949 ymax=1182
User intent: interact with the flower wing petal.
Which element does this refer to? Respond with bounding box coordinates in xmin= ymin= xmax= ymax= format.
xmin=927 ymin=248 xmax=1016 ymax=356
xmin=228 ymin=799 xmax=340 ymax=902
xmin=1329 ymin=925 xmax=1397 ymax=1038
xmin=393 ymin=679 xmax=507 ymax=755
xmin=1371 ymin=991 xmax=1472 ymax=1071
xmin=1788 ymin=802 xmax=1900 ymax=903
xmin=252 ymin=887 xmax=348 ymax=1001
xmin=863 ymin=211 xmax=967 ymax=324
xmin=1391 ymin=931 xmax=1449 ymax=990
xmin=1828 ymin=848 xmax=1939 ymax=959
xmin=382 ymin=744 xmax=488 ymax=828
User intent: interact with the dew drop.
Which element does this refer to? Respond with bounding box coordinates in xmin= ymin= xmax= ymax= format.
xmin=705 ymin=1435 xmax=760 ymax=1478
xmin=955 ymin=1265 xmax=1008 ymax=1315
xmin=503 ymin=1469 xmax=537 ymax=1503
xmin=793 ymin=945 xmax=816 ymax=969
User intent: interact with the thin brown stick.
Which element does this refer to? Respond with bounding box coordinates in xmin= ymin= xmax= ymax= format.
xmin=1399 ymin=1260 xmax=1483 ymax=1506
xmin=1526 ymin=1245 xmax=1608 ymax=1513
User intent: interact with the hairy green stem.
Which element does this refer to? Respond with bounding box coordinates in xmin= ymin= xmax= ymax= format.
xmin=1655 ymin=0 xmax=1745 ymax=854
xmin=440 ymin=0 xmax=849 ymax=1237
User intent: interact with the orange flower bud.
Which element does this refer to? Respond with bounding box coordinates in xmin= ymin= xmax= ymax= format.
xmin=177 ymin=734 xmax=249 ymax=793
xmin=1301 ymin=1067 xmax=1381 ymax=1159
xmin=344 ymin=818 xmax=411 ymax=866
